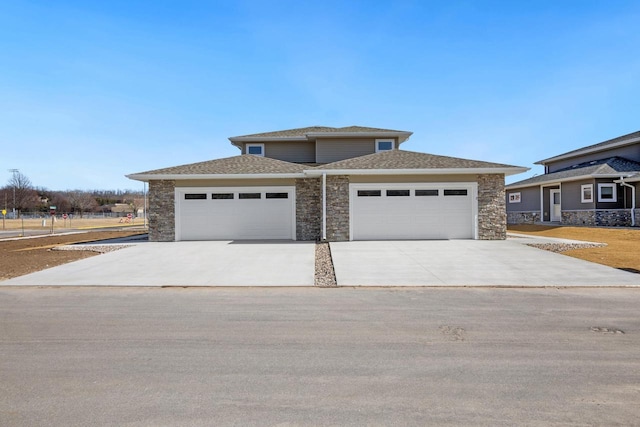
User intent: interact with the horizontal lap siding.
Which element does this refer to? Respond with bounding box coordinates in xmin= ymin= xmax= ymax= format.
xmin=316 ymin=138 xmax=378 ymax=163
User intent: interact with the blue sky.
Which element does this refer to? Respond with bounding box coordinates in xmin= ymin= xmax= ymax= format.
xmin=1 ymin=0 xmax=639 ymax=190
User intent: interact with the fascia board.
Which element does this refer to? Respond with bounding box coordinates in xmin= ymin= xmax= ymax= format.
xmin=535 ymin=136 xmax=640 ymax=165
xmin=126 ymin=173 xmax=306 ymax=181
xmin=304 ymin=167 xmax=529 ymax=177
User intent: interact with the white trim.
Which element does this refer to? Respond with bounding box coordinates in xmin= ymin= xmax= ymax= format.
xmin=597 ymin=183 xmax=617 ymax=203
xmin=375 ymin=139 xmax=395 ymax=153
xmin=246 ymin=143 xmax=265 ymax=156
xmin=175 ymin=186 xmax=296 ymax=241
xmin=581 ymin=184 xmax=593 ymax=203
xmin=550 ymin=189 xmax=561 ymax=222
xmin=536 ymin=136 xmax=640 ymax=165
xmin=348 ymin=182 xmax=478 ymax=241
xmin=539 ymin=183 xmax=562 ymax=223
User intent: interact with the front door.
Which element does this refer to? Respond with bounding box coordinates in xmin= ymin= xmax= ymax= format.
xmin=550 ymin=190 xmax=561 ymax=222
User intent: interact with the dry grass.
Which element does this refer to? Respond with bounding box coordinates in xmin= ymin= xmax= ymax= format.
xmin=508 ymin=225 xmax=640 ymax=273
xmin=0 ymin=217 xmax=143 ymax=231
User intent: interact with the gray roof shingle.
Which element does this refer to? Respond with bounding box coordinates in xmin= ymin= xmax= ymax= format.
xmin=507 ymin=157 xmax=640 ymax=188
xmin=232 ymin=125 xmax=410 ymax=139
xmin=315 ymin=149 xmax=521 ymax=170
xmin=129 ymin=155 xmax=306 ymax=176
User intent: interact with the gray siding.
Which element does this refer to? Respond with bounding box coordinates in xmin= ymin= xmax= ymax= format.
xmin=547 ymin=144 xmax=640 ymax=173
xmin=241 ymin=141 xmax=315 ymax=163
xmin=316 ymin=138 xmax=390 ymax=163
xmin=506 ymin=186 xmax=539 ymax=212
xmin=264 ymin=141 xmax=315 ymax=163
xmin=562 ymin=180 xmax=594 ymax=210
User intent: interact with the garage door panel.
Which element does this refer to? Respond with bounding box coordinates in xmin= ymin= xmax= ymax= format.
xmin=177 ymin=187 xmax=294 ymax=241
xmin=351 ymin=184 xmax=475 ymax=240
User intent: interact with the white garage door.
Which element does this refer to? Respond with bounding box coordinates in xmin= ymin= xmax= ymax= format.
xmin=350 ymin=183 xmax=477 ymax=240
xmin=176 ymin=187 xmax=295 ymax=241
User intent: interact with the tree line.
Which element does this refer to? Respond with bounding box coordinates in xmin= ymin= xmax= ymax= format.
xmin=1 ymin=171 xmax=144 ymax=218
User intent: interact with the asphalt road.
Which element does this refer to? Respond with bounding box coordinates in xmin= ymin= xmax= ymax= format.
xmin=1 ymin=287 xmax=639 ymax=426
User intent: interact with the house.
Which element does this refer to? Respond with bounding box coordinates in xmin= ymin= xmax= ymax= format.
xmin=506 ymin=131 xmax=640 ymax=227
xmin=127 ymin=126 xmax=527 ymax=241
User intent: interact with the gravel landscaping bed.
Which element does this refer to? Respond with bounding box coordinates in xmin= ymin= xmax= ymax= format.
xmin=526 ymin=242 xmax=607 ymax=253
xmin=53 ymin=244 xmax=133 ymax=254
xmin=315 ymin=242 xmax=337 ymax=287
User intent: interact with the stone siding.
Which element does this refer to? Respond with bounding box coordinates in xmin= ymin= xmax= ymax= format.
xmin=148 ymin=180 xmax=175 ymax=242
xmin=561 ymin=210 xmax=596 ymax=226
xmin=477 ymin=174 xmax=506 ymax=240
xmin=507 ymin=211 xmax=541 ymax=224
xmin=326 ymin=175 xmax=350 ymax=241
xmin=595 ymin=209 xmax=632 ymax=226
xmin=295 ymin=178 xmax=321 ymax=241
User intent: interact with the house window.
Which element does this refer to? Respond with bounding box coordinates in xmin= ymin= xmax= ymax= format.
xmin=239 ymin=193 xmax=261 ymax=199
xmin=375 ymin=139 xmax=394 ymax=152
xmin=185 ymin=193 xmax=207 ymax=200
xmin=386 ymin=189 xmax=410 ymax=197
xmin=508 ymin=192 xmax=521 ymax=203
xmin=444 ymin=189 xmax=468 ymax=196
xmin=416 ymin=189 xmax=439 ymax=196
xmin=211 ymin=193 xmax=234 ymax=199
xmin=581 ymin=185 xmax=593 ymax=203
xmin=357 ymin=190 xmax=381 ymax=197
xmin=246 ymin=143 xmax=264 ymax=156
xmin=266 ymin=192 xmax=288 ymax=199
xmin=598 ymin=183 xmax=617 ymax=202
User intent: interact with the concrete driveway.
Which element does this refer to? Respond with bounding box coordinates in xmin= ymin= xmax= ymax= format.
xmin=330 ymin=237 xmax=640 ymax=287
xmin=2 ymin=240 xmax=316 ymax=286
xmin=3 ymin=235 xmax=640 ymax=287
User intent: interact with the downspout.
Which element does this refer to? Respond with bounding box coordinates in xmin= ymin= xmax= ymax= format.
xmin=618 ymin=177 xmax=636 ymax=227
xmin=322 ymin=172 xmax=327 ymax=241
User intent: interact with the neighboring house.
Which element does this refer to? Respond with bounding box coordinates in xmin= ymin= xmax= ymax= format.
xmin=127 ymin=126 xmax=527 ymax=242
xmin=506 ymin=131 xmax=640 ymax=227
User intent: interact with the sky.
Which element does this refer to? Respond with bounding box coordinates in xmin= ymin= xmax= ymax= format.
xmin=1 ymin=0 xmax=639 ymax=191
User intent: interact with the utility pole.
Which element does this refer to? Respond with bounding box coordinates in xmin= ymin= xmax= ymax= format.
xmin=8 ymin=169 xmax=18 ymax=218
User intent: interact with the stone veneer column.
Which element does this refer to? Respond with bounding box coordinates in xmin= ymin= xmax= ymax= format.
xmin=477 ymin=174 xmax=506 ymax=240
xmin=148 ymin=180 xmax=175 ymax=242
xmin=295 ymin=178 xmax=321 ymax=241
xmin=326 ymin=175 xmax=350 ymax=241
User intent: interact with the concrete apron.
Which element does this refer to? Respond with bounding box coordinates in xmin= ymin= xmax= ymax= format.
xmin=1 ymin=241 xmax=316 ymax=287
xmin=329 ymin=238 xmax=640 ymax=287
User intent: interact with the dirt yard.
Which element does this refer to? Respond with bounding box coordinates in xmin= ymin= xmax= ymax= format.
xmin=509 ymin=225 xmax=640 ymax=273
xmin=1 ymin=217 xmax=143 ymax=231
xmin=0 ymin=230 xmax=146 ymax=280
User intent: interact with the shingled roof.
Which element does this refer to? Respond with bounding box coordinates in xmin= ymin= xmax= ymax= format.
xmin=232 ymin=125 xmax=410 ymax=139
xmin=127 ymin=155 xmax=306 ymax=179
xmin=315 ymin=149 xmax=523 ymax=172
xmin=537 ymin=130 xmax=640 ymax=165
xmin=507 ymin=157 xmax=640 ymax=188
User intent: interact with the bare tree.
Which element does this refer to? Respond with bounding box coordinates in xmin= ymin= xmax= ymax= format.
xmin=6 ymin=171 xmax=38 ymax=217
xmin=67 ymin=190 xmax=98 ymax=218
